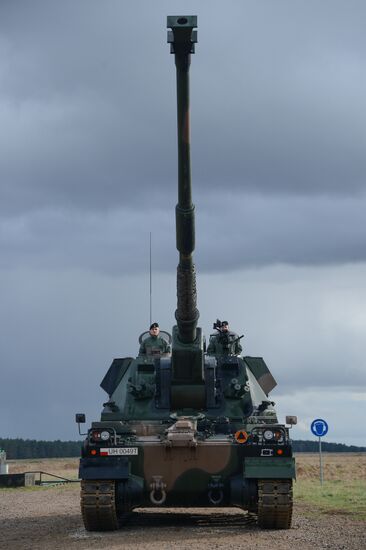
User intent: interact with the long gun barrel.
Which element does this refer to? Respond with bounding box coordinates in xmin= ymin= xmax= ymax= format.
xmin=167 ymin=16 xmax=199 ymax=344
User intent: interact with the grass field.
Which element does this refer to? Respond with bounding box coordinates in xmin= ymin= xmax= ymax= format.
xmin=294 ymin=452 xmax=366 ymax=520
xmin=294 ymin=479 xmax=366 ymax=519
xmin=6 ymin=453 xmax=366 ymax=520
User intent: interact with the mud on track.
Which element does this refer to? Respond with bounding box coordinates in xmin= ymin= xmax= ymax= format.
xmin=1 ymin=483 xmax=365 ymax=550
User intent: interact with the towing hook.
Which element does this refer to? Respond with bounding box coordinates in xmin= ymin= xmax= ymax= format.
xmin=150 ymin=475 xmax=167 ymax=505
xmin=208 ymin=488 xmax=224 ymax=505
xmin=208 ymin=475 xmax=224 ymax=505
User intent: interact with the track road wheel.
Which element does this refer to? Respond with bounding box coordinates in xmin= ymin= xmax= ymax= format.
xmin=257 ymin=479 xmax=293 ymax=529
xmin=81 ymin=480 xmax=120 ymax=531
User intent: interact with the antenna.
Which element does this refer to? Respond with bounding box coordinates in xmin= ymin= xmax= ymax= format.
xmin=149 ymin=231 xmax=152 ymax=326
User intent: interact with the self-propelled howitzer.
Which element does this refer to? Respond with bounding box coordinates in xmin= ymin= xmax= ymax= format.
xmin=76 ymin=16 xmax=296 ymax=532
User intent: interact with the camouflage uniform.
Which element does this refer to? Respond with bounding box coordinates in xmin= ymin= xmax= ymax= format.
xmin=139 ymin=335 xmax=170 ymax=356
xmin=207 ymin=331 xmax=242 ymax=356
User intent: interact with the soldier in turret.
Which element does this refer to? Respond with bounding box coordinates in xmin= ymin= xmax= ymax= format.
xmin=139 ymin=322 xmax=171 ymax=356
xmin=207 ymin=320 xmax=242 ymax=356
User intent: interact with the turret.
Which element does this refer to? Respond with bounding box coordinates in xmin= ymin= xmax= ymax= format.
xmin=167 ymin=16 xmax=205 ymax=408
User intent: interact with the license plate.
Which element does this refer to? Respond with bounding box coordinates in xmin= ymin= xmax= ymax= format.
xmin=100 ymin=447 xmax=138 ymax=456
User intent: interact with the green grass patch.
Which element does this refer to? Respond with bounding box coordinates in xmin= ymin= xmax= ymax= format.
xmin=294 ymin=479 xmax=366 ymax=520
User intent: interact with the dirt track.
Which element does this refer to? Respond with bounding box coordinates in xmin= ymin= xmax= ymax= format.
xmin=1 ymin=455 xmax=365 ymax=550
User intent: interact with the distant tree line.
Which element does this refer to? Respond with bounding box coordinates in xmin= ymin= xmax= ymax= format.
xmin=0 ymin=438 xmax=82 ymax=459
xmin=292 ymin=440 xmax=365 ymax=453
xmin=0 ymin=438 xmax=365 ymax=459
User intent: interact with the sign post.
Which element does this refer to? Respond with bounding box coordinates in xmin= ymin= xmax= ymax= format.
xmin=310 ymin=419 xmax=329 ymax=485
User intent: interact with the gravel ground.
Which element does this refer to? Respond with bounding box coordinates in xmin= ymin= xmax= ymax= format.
xmin=1 ymin=483 xmax=365 ymax=550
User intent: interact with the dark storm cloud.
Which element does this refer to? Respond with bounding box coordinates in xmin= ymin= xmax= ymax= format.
xmin=2 ymin=2 xmax=366 ymax=443
xmin=1 ymin=265 xmax=365 ymax=440
xmin=197 ymin=191 xmax=366 ymax=270
xmin=1 ymin=191 xmax=365 ymax=273
xmin=194 ymin=2 xmax=366 ymax=196
xmin=0 ymin=1 xmax=176 ymax=216
xmin=1 ymin=1 xmax=366 ymax=219
xmin=1 ymin=1 xmax=366 ymax=271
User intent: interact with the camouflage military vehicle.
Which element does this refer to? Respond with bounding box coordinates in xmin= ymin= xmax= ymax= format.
xmin=76 ymin=15 xmax=296 ymax=531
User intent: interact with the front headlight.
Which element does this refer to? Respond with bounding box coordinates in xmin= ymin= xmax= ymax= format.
xmin=91 ymin=429 xmax=111 ymax=442
xmin=263 ymin=429 xmax=274 ymax=441
xmin=100 ymin=430 xmax=111 ymax=441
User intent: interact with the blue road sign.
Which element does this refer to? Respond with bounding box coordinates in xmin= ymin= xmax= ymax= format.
xmin=311 ymin=418 xmax=328 ymax=437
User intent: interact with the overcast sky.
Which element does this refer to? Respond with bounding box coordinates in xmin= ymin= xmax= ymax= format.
xmin=1 ymin=1 xmax=365 ymax=446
